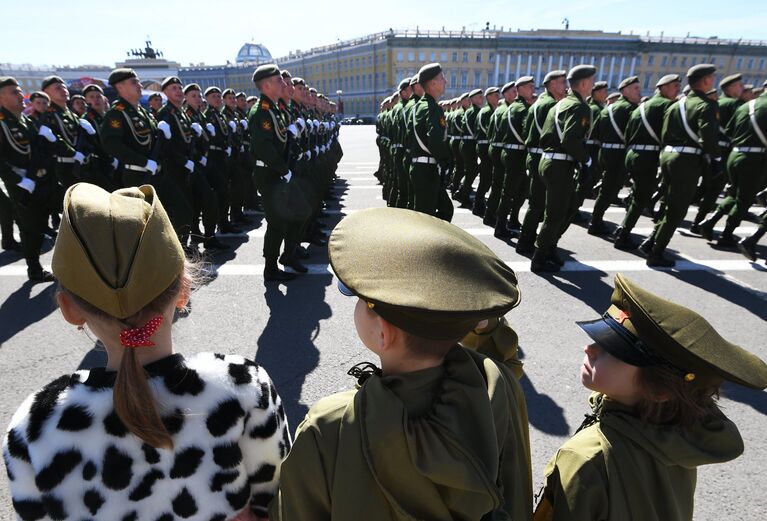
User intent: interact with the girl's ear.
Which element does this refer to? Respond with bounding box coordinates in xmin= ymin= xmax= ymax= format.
xmin=377 ymin=315 xmax=400 ymax=352
xmin=56 ymin=291 xmax=87 ymax=326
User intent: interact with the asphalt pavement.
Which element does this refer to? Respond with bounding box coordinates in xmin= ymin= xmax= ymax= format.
xmin=1 ymin=125 xmax=765 ymax=519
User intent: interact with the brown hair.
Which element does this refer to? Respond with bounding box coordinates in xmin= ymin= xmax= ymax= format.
xmin=60 ymin=263 xmax=199 ymax=449
xmin=634 ymin=364 xmax=721 ymax=428
xmin=402 ymin=330 xmax=464 ymax=359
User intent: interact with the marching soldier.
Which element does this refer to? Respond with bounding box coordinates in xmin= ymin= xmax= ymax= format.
xmin=409 ymin=63 xmax=454 ymax=221
xmin=484 ymin=81 xmax=516 ymax=227
xmin=389 ymin=78 xmax=412 ymax=208
xmin=41 ymin=76 xmax=86 ymax=190
xmin=455 ymin=89 xmax=484 ymax=208
xmin=80 ymin=83 xmax=117 ymax=190
xmin=0 ymin=77 xmax=58 ymax=281
xmin=147 ymin=92 xmax=163 ymax=118
xmin=588 ymin=76 xmax=641 ymax=235
xmin=517 ymin=70 xmax=567 ymax=255
xmin=402 ymin=75 xmax=423 ymax=210
xmin=449 ymin=93 xmax=469 ymax=195
xmin=69 ymin=94 xmax=87 ymax=117
xmin=574 ymin=80 xmax=608 ymax=214
xmin=236 ymin=91 xmax=257 ymax=212
xmin=473 ymin=86 xmax=499 ymax=217
xmin=222 ymin=88 xmax=251 ymax=225
xmin=639 ymin=64 xmax=721 ymax=267
xmin=613 ymin=74 xmax=680 ymax=250
xmin=532 ymin=65 xmax=596 ymax=273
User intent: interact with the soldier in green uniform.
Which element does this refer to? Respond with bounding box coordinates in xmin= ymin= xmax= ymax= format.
xmin=79 ymin=83 xmax=117 ymax=191
xmin=41 ymin=76 xmax=86 ymax=190
xmin=449 ymin=93 xmax=469 ymax=196
xmin=401 ymin=75 xmax=423 ymax=210
xmin=574 ymin=80 xmax=608 ymax=216
xmin=495 ymin=76 xmax=536 ymax=239
xmin=100 ymin=69 xmax=159 ymax=189
xmin=517 ymin=70 xmax=567 ymax=255
xmin=738 ymin=213 xmax=766 ymax=262
xmin=235 ymin=91 xmax=258 ymax=212
xmin=147 ymin=92 xmax=162 ymax=119
xmin=69 ymin=94 xmax=87 ymax=117
xmin=532 ymin=65 xmax=596 ymax=273
xmin=202 ymin=86 xmax=240 ymax=234
xmin=534 ymin=273 xmax=767 ymax=521
xmin=270 ymin=206 xmax=531 ymax=521
xmin=408 ymin=63 xmax=454 ymax=221
xmin=222 ymin=88 xmax=251 ymax=226
xmin=472 ymin=86 xmax=499 ymax=216
xmin=613 ymin=74 xmax=680 ymax=250
xmin=0 ymin=77 xmax=58 ymax=281
xmin=388 ymin=78 xmax=412 ymax=208
xmin=698 ymin=91 xmax=767 ymax=247
xmin=455 ymin=89 xmax=484 ymax=208
xmin=691 ymin=73 xmax=744 ymax=233
xmin=639 ymin=64 xmax=721 ymax=267
xmin=588 ymin=76 xmax=641 ymax=235
xmin=249 ymin=64 xmax=303 ymax=282
xmin=374 ymin=99 xmax=387 ymax=184
xmin=484 ymin=81 xmax=516 ymax=228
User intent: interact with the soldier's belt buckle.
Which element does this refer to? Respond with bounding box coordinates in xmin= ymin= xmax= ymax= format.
xmin=36 ymin=169 xmax=46 ymax=178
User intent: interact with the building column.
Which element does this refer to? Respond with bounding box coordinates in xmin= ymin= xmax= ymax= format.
xmin=608 ymin=55 xmax=616 ymax=86
xmin=569 ymin=54 xmax=575 ymax=70
xmin=494 ymin=53 xmax=501 ymax=84
xmin=629 ymin=55 xmax=637 ymax=76
xmin=558 ymin=54 xmax=564 ymax=70
xmin=505 ymin=53 xmax=511 ymax=82
xmin=516 ymin=54 xmax=522 ymax=79
xmin=527 ymin=53 xmax=533 ymax=76
xmin=536 ymin=54 xmax=543 ymax=85
xmin=599 ymin=55 xmax=606 ymax=80
xmin=547 ymin=54 xmax=554 ymax=74
xmin=618 ymin=55 xmax=626 ymax=81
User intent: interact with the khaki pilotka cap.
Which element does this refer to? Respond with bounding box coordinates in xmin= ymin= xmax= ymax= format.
xmin=52 ymin=183 xmax=185 ymax=319
xmin=329 ymin=208 xmax=521 ymax=340
xmin=578 ymin=274 xmax=767 ymax=389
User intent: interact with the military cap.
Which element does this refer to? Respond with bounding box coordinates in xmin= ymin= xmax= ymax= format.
xmin=410 ymin=74 xmax=419 ymax=86
xmin=686 ymin=63 xmax=716 ymax=83
xmin=720 ymin=73 xmax=742 ymax=90
xmin=398 ymin=78 xmax=411 ymax=91
xmin=41 ymin=75 xmax=66 ymax=90
xmin=246 ymin=95 xmax=257 ymax=102
xmin=567 ymin=65 xmax=596 ymax=82
xmin=656 ymin=74 xmax=680 ymax=88
xmin=469 ymin=88 xmax=483 ymax=98
xmin=182 ymin=83 xmax=201 ymax=94
xmin=280 ymin=70 xmax=291 ymax=78
xmin=147 ymin=92 xmax=162 ymax=101
xmin=70 ymin=94 xmax=85 ymax=102
xmin=515 ymin=76 xmax=534 ymax=87
xmin=743 ymin=83 xmax=754 ymax=92
xmin=578 ymin=274 xmax=767 ymax=389
xmin=544 ymin=70 xmax=567 ymax=84
xmin=618 ymin=76 xmax=639 ymax=90
xmin=52 ymin=183 xmax=185 ymax=320
xmin=252 ymin=63 xmax=281 ymax=83
xmin=203 ymin=86 xmax=221 ymax=97
xmin=330 ymin=208 xmax=520 ymax=340
xmin=501 ymin=81 xmax=516 ymax=93
xmin=682 ymin=84 xmax=691 ymax=95
xmin=107 ymin=68 xmax=137 ymax=86
xmin=592 ymin=80 xmax=608 ymax=92
xmin=484 ymin=86 xmax=500 ymax=96
xmin=763 ymin=79 xmax=767 ymax=88
xmin=160 ymin=76 xmax=182 ymax=91
xmin=29 ymin=91 xmax=49 ymax=101
xmin=0 ymin=77 xmax=19 ymax=89
xmin=308 ymin=87 xmax=317 ymax=94
xmin=82 ymin=84 xmax=104 ymax=96
xmin=606 ymin=92 xmax=621 ymax=102
xmin=458 ymin=92 xmax=469 ymax=101
xmin=291 ymin=77 xmax=305 ymax=86
xmin=706 ymin=88 xmax=718 ymax=96
xmin=417 ymin=63 xmax=442 ymax=84
xmin=753 ymin=87 xmax=765 ymax=97
xmin=221 ymin=88 xmax=235 ymax=98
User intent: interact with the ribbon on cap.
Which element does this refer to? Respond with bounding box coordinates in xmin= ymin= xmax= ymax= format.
xmin=119 ymin=315 xmax=164 ymax=348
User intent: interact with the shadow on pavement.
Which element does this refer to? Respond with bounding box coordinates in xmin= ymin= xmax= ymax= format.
xmin=722 ymin=382 xmax=767 ymax=417
xmin=536 ymin=270 xmax=615 ymax=316
xmin=0 ymin=281 xmax=58 ymax=347
xmin=667 ymin=270 xmax=767 ymax=321
xmin=519 ymin=369 xmax=570 ymax=436
xmin=256 ymin=274 xmax=332 ymax=432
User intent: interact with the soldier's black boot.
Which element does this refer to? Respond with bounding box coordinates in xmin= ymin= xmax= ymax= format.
xmin=548 ymin=246 xmax=565 ymax=267
xmin=646 ymin=245 xmax=675 ymax=268
xmin=203 ymin=236 xmax=230 ymax=251
xmin=279 ymin=251 xmax=308 ymax=274
xmin=531 ymin=247 xmax=560 ymax=273
xmin=483 ymin=211 xmax=497 ymax=227
xmin=472 ymin=198 xmax=486 ymax=217
xmin=515 ymin=235 xmax=536 ymax=255
xmin=26 ymin=258 xmax=54 ymax=283
xmin=613 ymin=226 xmax=638 ymax=251
xmin=738 ymin=227 xmax=765 ymax=261
xmin=716 ymin=222 xmax=738 ymax=249
xmin=494 ymin=217 xmax=511 ymax=240
xmin=2 ymin=238 xmax=21 ymax=252
xmin=638 ymin=232 xmax=656 ymax=257
xmin=587 ymin=218 xmax=609 ymax=236
xmin=698 ymin=209 xmax=724 ymax=241
xmin=264 ymin=257 xmax=296 ymax=282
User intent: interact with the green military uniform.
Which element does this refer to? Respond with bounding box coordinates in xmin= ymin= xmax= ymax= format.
xmin=100 ymin=93 xmax=157 ymax=188
xmin=589 ymin=77 xmax=639 ymax=234
xmin=534 ymin=273 xmax=767 ymax=521
xmin=575 ymin=82 xmax=606 ymax=208
xmin=484 ymin=91 xmax=509 ymax=226
xmin=448 ymin=97 xmax=466 ymax=193
xmin=389 ymin=80 xmax=411 ymax=208
xmin=44 ymin=100 xmax=85 ymax=189
xmin=271 ymin=206 xmax=531 ymax=521
xmin=401 ymin=83 xmax=421 ymax=210
xmin=0 ymin=89 xmax=58 ymax=281
xmin=222 ymin=94 xmax=249 ymax=223
xmin=532 ymin=66 xmax=594 ymax=272
xmin=472 ymin=87 xmax=497 ymax=215
xmin=202 ymin=91 xmax=235 ymax=233
xmin=517 ymin=72 xmax=564 ymax=253
xmin=642 ymin=65 xmax=721 ymax=267
xmin=409 ymin=65 xmax=454 ymax=221
xmin=80 ymin=97 xmax=117 ymax=192
xmin=456 ymin=90 xmax=482 ymax=207
xmin=614 ymin=75 xmax=679 ymax=250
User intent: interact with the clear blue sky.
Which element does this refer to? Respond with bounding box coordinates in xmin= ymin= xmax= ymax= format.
xmin=5 ymin=0 xmax=766 ymax=67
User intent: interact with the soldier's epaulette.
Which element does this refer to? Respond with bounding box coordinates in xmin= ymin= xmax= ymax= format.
xmin=0 ymin=112 xmax=4 ymax=121
xmin=114 ymin=103 xmax=125 ymax=111
xmin=260 ymin=101 xmax=270 ymax=111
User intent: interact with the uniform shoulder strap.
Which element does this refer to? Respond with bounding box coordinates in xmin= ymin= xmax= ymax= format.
xmin=553 ymin=101 xmax=565 ymax=142
xmin=748 ymin=99 xmax=767 ymax=147
xmin=677 ymin=96 xmax=702 ymax=146
xmin=507 ymin=105 xmax=525 ymax=144
xmin=412 ymin=101 xmax=432 ymax=156
xmin=638 ymin=102 xmax=661 ymax=144
xmin=532 ymin=102 xmax=543 ymax=134
xmin=607 ymin=103 xmax=626 ymax=143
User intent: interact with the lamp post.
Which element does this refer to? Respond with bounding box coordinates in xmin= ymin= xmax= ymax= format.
xmin=336 ymin=89 xmax=344 ymax=117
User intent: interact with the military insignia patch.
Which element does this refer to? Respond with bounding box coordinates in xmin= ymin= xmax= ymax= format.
xmin=260 ymin=101 xmax=270 ymax=110
xmin=114 ymin=103 xmax=125 ymax=111
xmin=109 ymin=119 xmax=121 ymax=129
xmin=439 ymin=116 xmax=446 ymax=128
xmin=262 ymin=120 xmax=272 ymax=131
xmin=582 ymin=117 xmax=589 ymax=127
xmin=0 ymin=113 xmax=4 ymax=121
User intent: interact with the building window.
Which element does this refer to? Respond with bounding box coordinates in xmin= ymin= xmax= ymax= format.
xmin=487 ymin=72 xmax=494 ymax=85
xmin=710 ymin=57 xmax=717 ymax=65
xmin=681 ymin=57 xmax=686 ymax=67
xmin=643 ymin=76 xmax=651 ymax=90
xmin=474 ymin=71 xmax=481 ymax=85
xmin=461 ymin=71 xmax=468 ymax=87
xmin=452 ymin=52 xmax=458 ymax=62
xmin=382 ymin=55 xmax=386 ymax=64
xmin=419 ymin=52 xmax=426 ymax=61
xmin=691 ymin=57 xmax=697 ymax=65
xmin=451 ymin=72 xmax=457 ymax=88
xmin=489 ymin=53 xmax=495 ymax=63
xmin=760 ymin=58 xmax=765 ymax=70
xmin=671 ymin=56 xmax=677 ymax=67
xmin=736 ymin=57 xmax=743 ymax=69
xmin=397 ymin=52 xmax=403 ymax=62
xmin=441 ymin=52 xmax=448 ymax=62
xmin=476 ymin=52 xmax=482 ymax=63
xmin=661 ymin=56 xmax=667 ymax=67
xmin=430 ymin=52 xmax=436 ymax=61
xmin=647 ymin=55 xmax=654 ymax=66
xmin=748 ymin=58 xmax=754 ymax=69
xmin=408 ymin=52 xmax=415 ymax=61
xmin=462 ymin=52 xmax=468 ymax=63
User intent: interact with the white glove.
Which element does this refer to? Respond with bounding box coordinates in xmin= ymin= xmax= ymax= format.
xmin=145 ymin=159 xmax=158 ymax=175
xmin=297 ymin=117 xmax=306 ymax=129
xmin=111 ymin=158 xmax=119 ymax=169
xmin=314 ymin=146 xmax=319 ymax=155
xmin=17 ymin=177 xmax=36 ymax=193
xmin=297 ymin=152 xmax=304 ymax=160
xmin=313 ymin=119 xmax=320 ymax=130
xmin=38 ymin=125 xmax=57 ymax=142
xmin=240 ymin=119 xmax=248 ymax=130
xmin=321 ymin=122 xmax=328 ymax=131
xmin=282 ymin=170 xmax=292 ymax=183
xmin=157 ymin=120 xmax=171 ymax=139
xmin=585 ymin=158 xmax=592 ymax=168
xmin=190 ymin=122 xmax=203 ymax=136
xmin=306 ymin=150 xmax=312 ymax=160
xmin=73 ymin=151 xmax=86 ymax=164
xmin=184 ymin=160 xmax=194 ymax=173
xmin=228 ymin=120 xmax=237 ymax=132
xmin=239 ymin=145 xmax=244 ymax=153
xmin=205 ymin=122 xmax=216 ymax=136
xmin=225 ymin=146 xmax=231 ymax=157
xmin=287 ymin=124 xmax=298 ymax=137
xmin=199 ymin=156 xmax=208 ymax=167
xmin=79 ymin=119 xmax=96 ymax=136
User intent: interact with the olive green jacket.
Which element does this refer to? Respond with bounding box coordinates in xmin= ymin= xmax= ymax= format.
xmin=534 ymin=393 xmax=743 ymax=521
xmin=661 ymin=89 xmax=721 ymax=156
xmin=270 ymin=345 xmax=532 ymax=521
xmin=409 ymin=93 xmax=451 ymax=163
xmin=101 ymin=97 xmax=156 ymax=167
xmin=525 ymin=91 xmax=557 ymax=148
xmin=539 ymin=90 xmax=591 ymax=164
xmin=248 ymin=94 xmax=289 ymax=177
